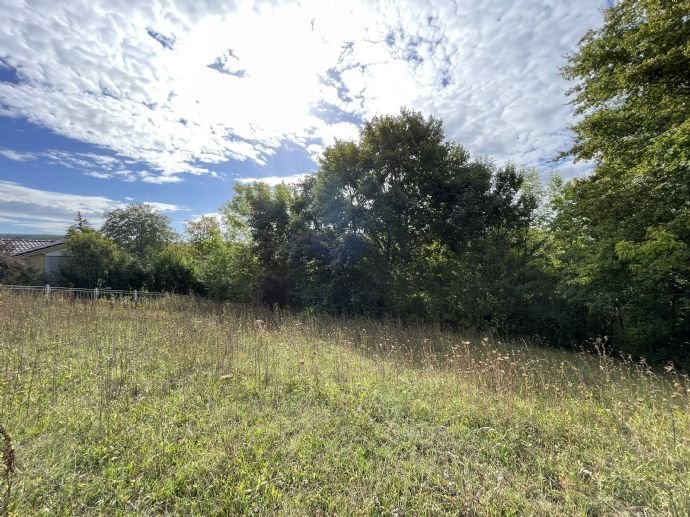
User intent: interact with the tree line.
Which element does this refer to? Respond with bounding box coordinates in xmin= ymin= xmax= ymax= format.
xmin=1 ymin=0 xmax=687 ymax=366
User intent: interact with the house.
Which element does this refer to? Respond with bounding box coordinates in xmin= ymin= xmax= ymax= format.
xmin=1 ymin=239 xmax=68 ymax=281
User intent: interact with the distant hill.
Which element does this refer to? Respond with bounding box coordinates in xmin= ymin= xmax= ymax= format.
xmin=0 ymin=233 xmax=63 ymax=240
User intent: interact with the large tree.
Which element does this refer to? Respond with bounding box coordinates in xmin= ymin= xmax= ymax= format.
xmin=562 ymin=0 xmax=690 ymax=175
xmin=221 ymin=183 xmax=293 ymax=306
xmin=185 ymin=215 xmax=224 ymax=257
xmin=310 ymin=109 xmax=539 ymax=316
xmin=557 ymin=0 xmax=690 ymax=361
xmin=213 ymin=110 xmax=548 ymax=333
xmin=101 ymin=204 xmax=176 ymax=257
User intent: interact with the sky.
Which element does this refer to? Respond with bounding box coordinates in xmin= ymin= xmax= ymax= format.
xmin=0 ymin=0 xmax=606 ymax=234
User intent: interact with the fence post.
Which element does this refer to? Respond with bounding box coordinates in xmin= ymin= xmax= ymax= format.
xmin=133 ymin=290 xmax=138 ymax=303
xmin=94 ymin=287 xmax=99 ymax=301
xmin=45 ymin=284 xmax=50 ymax=297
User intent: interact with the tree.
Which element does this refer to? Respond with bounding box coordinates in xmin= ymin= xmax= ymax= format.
xmin=101 ymin=204 xmax=176 ymax=257
xmin=59 ymin=229 xmax=120 ymax=288
xmin=149 ymin=244 xmax=200 ymax=294
xmin=183 ymin=213 xmax=259 ymax=302
xmin=196 ymin=240 xmax=259 ymax=302
xmin=0 ymin=242 xmax=44 ymax=285
xmin=314 ymin=109 xmax=451 ymax=267
xmin=562 ymin=0 xmax=690 ymax=175
xmin=185 ymin=215 xmax=224 ymax=257
xmin=557 ymin=0 xmax=690 ymax=362
xmin=310 ymin=108 xmax=540 ymax=318
xmin=221 ymin=183 xmax=293 ymax=306
xmin=68 ymin=212 xmax=92 ymax=233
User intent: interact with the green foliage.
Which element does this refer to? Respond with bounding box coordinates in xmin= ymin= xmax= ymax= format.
xmin=101 ymin=203 xmax=177 ymax=257
xmin=206 ymin=95 xmax=687 ymax=364
xmin=149 ymin=244 xmax=200 ymax=295
xmin=0 ymin=243 xmax=44 ymax=285
xmin=221 ymin=183 xmax=293 ymax=306
xmin=185 ymin=215 xmax=224 ymax=256
xmin=614 ymin=228 xmax=690 ymax=359
xmin=562 ymin=0 xmax=690 ymax=172
xmin=227 ymin=109 xmax=547 ymax=336
xmin=314 ymin=109 xmax=450 ymax=264
xmin=68 ymin=211 xmax=92 ymax=233
xmin=60 ymin=228 xmax=121 ymax=288
xmin=555 ymin=0 xmax=690 ymax=362
xmin=59 ymin=227 xmax=158 ymax=291
xmin=106 ymin=250 xmax=148 ymax=291
xmin=181 ymin=213 xmax=257 ymax=301
xmin=196 ymin=240 xmax=259 ymax=302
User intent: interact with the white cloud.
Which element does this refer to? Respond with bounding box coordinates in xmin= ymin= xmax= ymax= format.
xmin=324 ymin=0 xmax=604 ymax=177
xmin=44 ymin=151 xmax=124 ymax=170
xmin=190 ymin=211 xmax=222 ymax=221
xmin=138 ymin=171 xmax=184 ymax=184
xmin=0 ymin=149 xmax=37 ymax=161
xmin=237 ymin=173 xmax=313 ymax=186
xmin=0 ymin=216 xmax=74 ymax=233
xmin=186 ymin=211 xmax=224 ymax=226
xmin=0 ymin=0 xmax=604 ymax=182
xmin=143 ymin=202 xmax=188 ymax=213
xmin=0 ymin=180 xmax=186 ymax=233
xmin=1 ymin=147 xmax=175 ymax=183
xmin=84 ymin=171 xmax=113 ymax=179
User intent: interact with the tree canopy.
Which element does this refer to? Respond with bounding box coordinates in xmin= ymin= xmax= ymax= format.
xmin=562 ymin=0 xmax=690 ymax=173
xmin=218 ymin=109 xmax=547 ymax=330
xmin=101 ymin=204 xmax=176 ymax=257
xmin=555 ymin=0 xmax=690 ymax=361
xmin=60 ymin=228 xmax=121 ymax=288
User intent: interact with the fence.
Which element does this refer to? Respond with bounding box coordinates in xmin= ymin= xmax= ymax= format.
xmin=0 ymin=284 xmax=167 ymax=301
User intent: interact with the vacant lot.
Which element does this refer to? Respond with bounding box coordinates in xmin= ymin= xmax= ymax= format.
xmin=0 ymin=293 xmax=688 ymax=515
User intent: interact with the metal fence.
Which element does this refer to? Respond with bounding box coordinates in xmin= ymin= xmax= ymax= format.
xmin=0 ymin=284 xmax=167 ymax=301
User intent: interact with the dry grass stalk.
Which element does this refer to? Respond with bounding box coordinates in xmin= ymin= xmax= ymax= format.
xmin=0 ymin=423 xmax=15 ymax=517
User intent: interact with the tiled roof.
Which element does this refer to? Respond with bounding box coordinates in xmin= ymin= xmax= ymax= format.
xmin=0 ymin=239 xmax=64 ymax=255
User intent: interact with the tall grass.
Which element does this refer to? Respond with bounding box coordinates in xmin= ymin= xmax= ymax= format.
xmin=0 ymin=292 xmax=688 ymax=515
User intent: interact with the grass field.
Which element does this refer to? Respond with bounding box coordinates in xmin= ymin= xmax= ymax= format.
xmin=0 ymin=293 xmax=688 ymax=515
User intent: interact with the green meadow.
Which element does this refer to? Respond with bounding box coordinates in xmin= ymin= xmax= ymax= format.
xmin=1 ymin=293 xmax=688 ymax=515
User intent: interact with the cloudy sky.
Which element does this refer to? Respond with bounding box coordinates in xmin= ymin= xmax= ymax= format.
xmin=0 ymin=0 xmax=607 ymax=234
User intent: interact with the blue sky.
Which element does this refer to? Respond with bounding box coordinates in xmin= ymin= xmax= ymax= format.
xmin=0 ymin=0 xmax=605 ymax=234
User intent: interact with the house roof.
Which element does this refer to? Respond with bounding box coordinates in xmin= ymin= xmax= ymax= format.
xmin=1 ymin=239 xmax=66 ymax=256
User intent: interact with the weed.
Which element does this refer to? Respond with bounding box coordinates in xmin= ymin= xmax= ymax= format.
xmin=0 ymin=423 xmax=15 ymax=516
xmin=0 ymin=292 xmax=688 ymax=514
